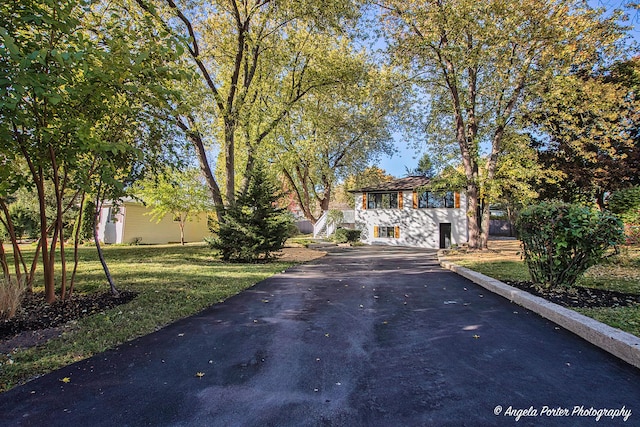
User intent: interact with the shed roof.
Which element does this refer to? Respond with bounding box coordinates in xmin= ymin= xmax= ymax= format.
xmin=350 ymin=176 xmax=430 ymax=193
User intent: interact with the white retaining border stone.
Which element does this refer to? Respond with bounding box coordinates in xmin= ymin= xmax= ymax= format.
xmin=438 ymin=255 xmax=640 ymax=369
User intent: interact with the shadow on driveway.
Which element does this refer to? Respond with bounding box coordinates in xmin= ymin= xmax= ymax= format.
xmin=0 ymin=246 xmax=638 ymax=426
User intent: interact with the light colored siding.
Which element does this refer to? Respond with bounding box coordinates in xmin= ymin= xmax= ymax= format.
xmin=120 ymin=203 xmax=210 ymax=245
xmin=354 ymin=190 xmax=469 ymax=249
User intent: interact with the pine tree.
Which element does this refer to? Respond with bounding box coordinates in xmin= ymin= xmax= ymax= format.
xmin=210 ymin=164 xmax=293 ymax=262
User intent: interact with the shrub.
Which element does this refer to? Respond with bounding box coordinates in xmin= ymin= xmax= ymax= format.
xmin=517 ymin=201 xmax=624 ymax=288
xmin=327 ymin=210 xmax=344 ymax=227
xmin=207 ymin=164 xmax=293 ymax=262
xmin=8 ymin=203 xmax=38 ymax=241
xmin=608 ymin=186 xmax=640 ymax=225
xmin=333 ymin=228 xmax=361 ymax=243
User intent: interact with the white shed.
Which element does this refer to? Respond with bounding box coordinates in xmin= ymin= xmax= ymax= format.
xmin=351 ymin=176 xmax=468 ymax=249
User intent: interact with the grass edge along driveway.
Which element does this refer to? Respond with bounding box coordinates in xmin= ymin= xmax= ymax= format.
xmin=0 ymin=243 xmax=325 ymax=393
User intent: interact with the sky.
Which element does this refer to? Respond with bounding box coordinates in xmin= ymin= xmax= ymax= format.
xmin=375 ymin=0 xmax=640 ymax=178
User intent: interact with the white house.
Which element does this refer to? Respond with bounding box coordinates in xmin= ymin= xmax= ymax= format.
xmin=351 ymin=176 xmax=468 ymax=249
xmin=96 ymin=198 xmax=210 ymax=245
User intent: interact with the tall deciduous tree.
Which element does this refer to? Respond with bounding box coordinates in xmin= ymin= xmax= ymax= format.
xmin=270 ymin=65 xmax=400 ymax=223
xmin=378 ymin=0 xmax=625 ymax=249
xmin=133 ymin=0 xmax=363 ymax=215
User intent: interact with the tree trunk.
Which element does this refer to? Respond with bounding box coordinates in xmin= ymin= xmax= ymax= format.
xmin=282 ymin=167 xmax=319 ymax=224
xmin=35 ymin=172 xmax=56 ymax=303
xmin=224 ymin=123 xmax=236 ymax=206
xmin=0 ymin=199 xmax=24 ymax=284
xmin=69 ymin=191 xmax=87 ymax=298
xmin=48 ymin=146 xmax=67 ymax=299
xmin=187 ymin=127 xmax=225 ymax=222
xmin=479 ymin=199 xmax=491 ymax=249
xmin=26 ymin=240 xmax=42 ymax=293
xmin=466 ymin=182 xmax=481 ymax=249
xmin=0 ymin=241 xmax=10 ymax=281
xmin=596 ymin=190 xmax=606 ymax=211
xmin=94 ymin=191 xmax=119 ymax=296
xmin=240 ymin=143 xmax=255 ymax=198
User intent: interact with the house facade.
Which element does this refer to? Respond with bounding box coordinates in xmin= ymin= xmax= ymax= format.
xmin=96 ymin=199 xmax=210 ymax=245
xmin=352 ymin=176 xmax=468 ymax=249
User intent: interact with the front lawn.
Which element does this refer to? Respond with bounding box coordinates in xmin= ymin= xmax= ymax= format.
xmin=442 ymin=240 xmax=640 ymax=338
xmin=0 ymin=243 xmax=324 ymax=392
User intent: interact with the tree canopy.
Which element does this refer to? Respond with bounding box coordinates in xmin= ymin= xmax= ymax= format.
xmin=528 ymin=57 xmax=640 ymax=208
xmin=133 ymin=0 xmax=370 ymax=217
xmin=0 ymin=0 xmax=187 ymax=301
xmin=377 ymin=0 xmax=626 ymax=248
xmin=269 ymin=63 xmax=402 ymax=222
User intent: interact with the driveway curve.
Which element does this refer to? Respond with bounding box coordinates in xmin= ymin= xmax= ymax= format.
xmin=0 ymin=246 xmax=639 ymax=426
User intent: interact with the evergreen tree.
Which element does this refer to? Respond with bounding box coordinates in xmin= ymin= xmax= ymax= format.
xmin=209 ymin=165 xmax=293 ymax=262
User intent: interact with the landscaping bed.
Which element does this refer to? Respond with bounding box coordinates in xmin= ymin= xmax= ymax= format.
xmin=504 ymin=280 xmax=640 ymax=308
xmin=0 ymin=291 xmax=137 ymax=353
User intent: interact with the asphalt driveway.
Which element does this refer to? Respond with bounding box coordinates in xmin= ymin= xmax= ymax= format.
xmin=0 ymin=246 xmax=639 ymax=426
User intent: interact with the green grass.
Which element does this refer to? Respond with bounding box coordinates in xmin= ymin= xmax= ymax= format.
xmin=454 ymin=260 xmax=532 ymax=283
xmin=0 ymin=243 xmax=296 ymax=392
xmin=443 ymin=241 xmax=640 ymax=338
xmin=287 ymin=234 xmax=315 ymax=247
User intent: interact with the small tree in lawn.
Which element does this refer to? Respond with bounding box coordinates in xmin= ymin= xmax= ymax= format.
xmin=210 ymin=164 xmax=293 ymax=262
xmin=136 ymin=168 xmax=212 ymax=245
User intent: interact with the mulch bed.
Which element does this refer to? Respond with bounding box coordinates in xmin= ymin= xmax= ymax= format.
xmin=504 ymin=281 xmax=640 ymax=309
xmin=0 ymin=291 xmax=137 ymax=352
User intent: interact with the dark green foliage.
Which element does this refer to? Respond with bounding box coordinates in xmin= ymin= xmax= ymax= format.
xmin=7 ymin=204 xmax=38 ymax=241
xmin=333 ymin=228 xmax=361 ymax=243
xmin=517 ymin=201 xmax=624 ymax=288
xmin=79 ymin=200 xmax=96 ymax=242
xmin=208 ymin=165 xmax=293 ymax=262
xmin=608 ymin=186 xmax=640 ymax=225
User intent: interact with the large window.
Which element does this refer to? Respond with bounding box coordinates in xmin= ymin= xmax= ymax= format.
xmin=367 ymin=192 xmax=398 ymax=209
xmin=418 ymin=191 xmax=455 ymax=208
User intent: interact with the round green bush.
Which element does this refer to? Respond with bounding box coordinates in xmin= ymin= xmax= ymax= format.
xmin=333 ymin=228 xmax=361 ymax=244
xmin=517 ymin=201 xmax=624 ymax=288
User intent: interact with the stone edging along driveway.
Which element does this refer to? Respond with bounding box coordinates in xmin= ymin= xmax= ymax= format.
xmin=438 ymin=253 xmax=640 ymax=369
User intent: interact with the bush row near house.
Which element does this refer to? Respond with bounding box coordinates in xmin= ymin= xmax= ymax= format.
xmin=333 ymin=228 xmax=361 ymax=244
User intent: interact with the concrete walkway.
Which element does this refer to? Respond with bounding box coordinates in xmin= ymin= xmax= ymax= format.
xmin=0 ymin=246 xmax=638 ymax=426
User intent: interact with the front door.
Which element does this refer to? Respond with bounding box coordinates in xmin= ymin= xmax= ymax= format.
xmin=439 ymin=223 xmax=452 ymax=249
